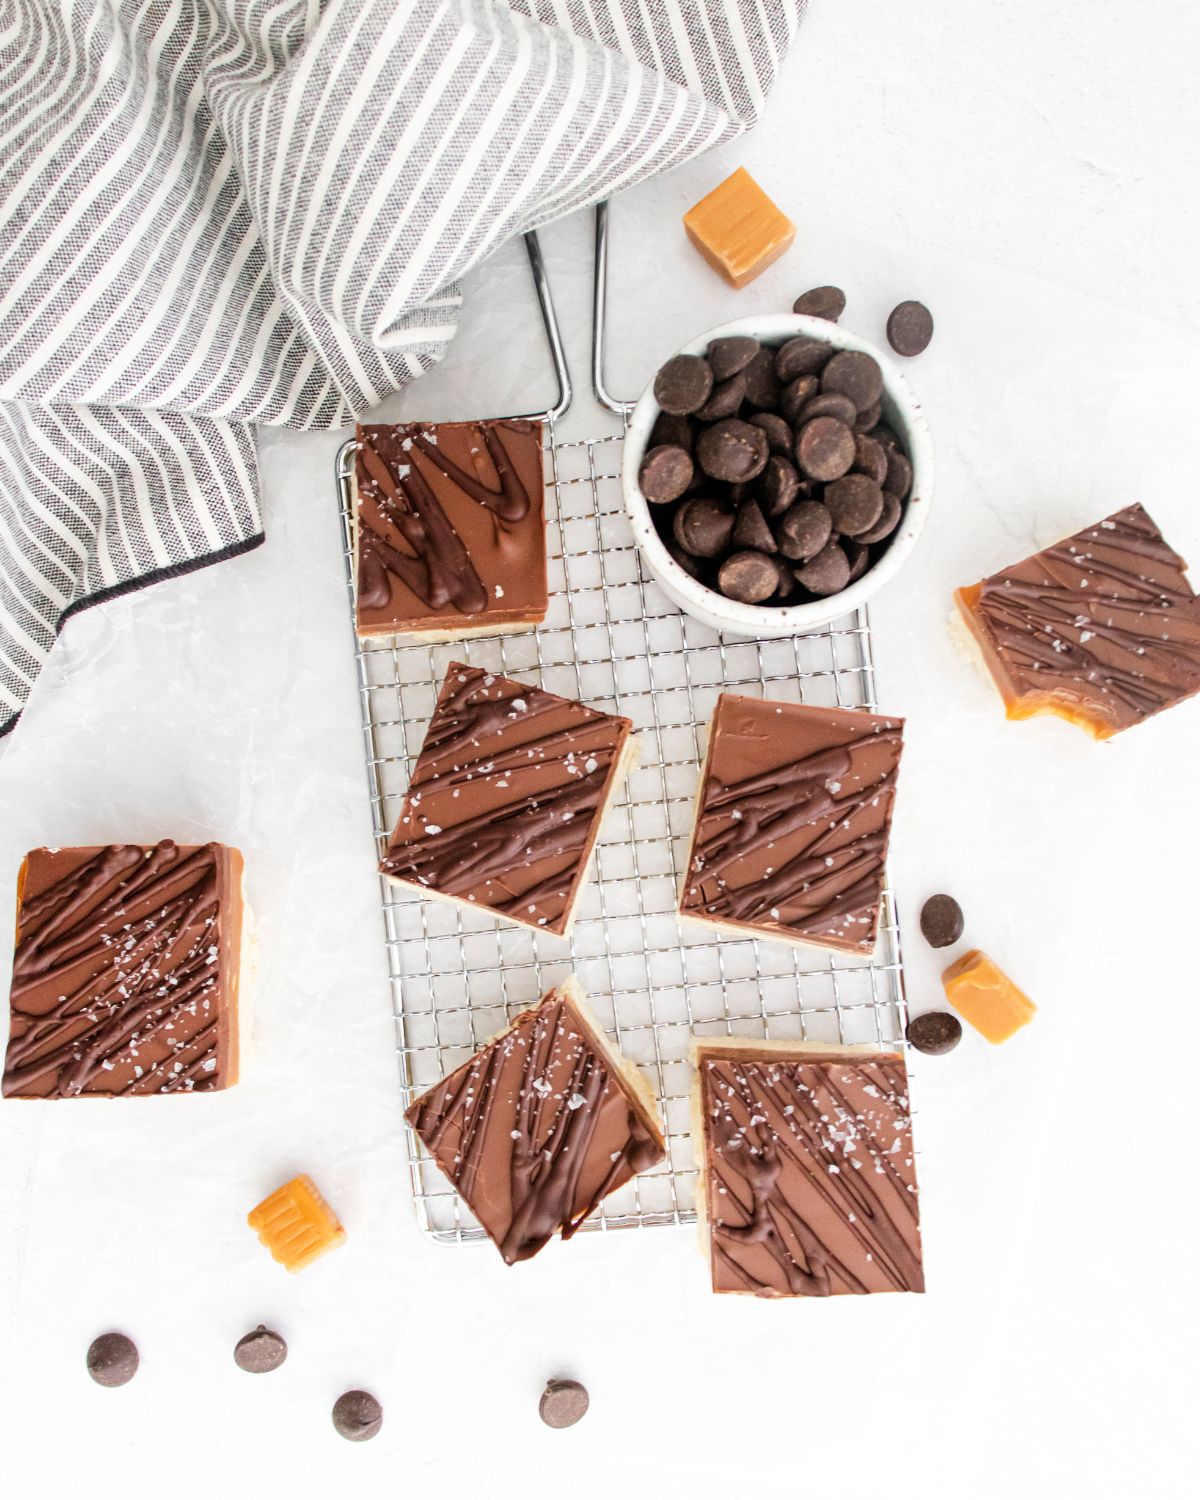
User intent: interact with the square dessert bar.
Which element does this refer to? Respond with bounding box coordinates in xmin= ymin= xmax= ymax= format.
xmin=692 ymin=1038 xmax=924 ymax=1298
xmin=380 ymin=663 xmax=636 ymax=938
xmin=678 ymin=693 xmax=903 ymax=956
xmin=2 ymin=841 xmax=248 ymax=1099
xmin=405 ymin=977 xmax=665 ymax=1264
xmin=955 ymin=503 xmax=1200 ymax=738
xmin=354 ymin=418 xmax=548 ymax=639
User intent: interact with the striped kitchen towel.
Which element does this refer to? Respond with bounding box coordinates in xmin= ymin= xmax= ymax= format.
xmin=0 ymin=0 xmax=804 ymax=738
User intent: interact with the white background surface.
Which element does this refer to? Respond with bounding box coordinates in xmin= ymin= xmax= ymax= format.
xmin=2 ymin=3 xmax=1199 ymax=1495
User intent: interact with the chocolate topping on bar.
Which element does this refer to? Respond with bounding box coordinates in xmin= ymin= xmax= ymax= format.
xmin=406 ymin=988 xmax=664 ymax=1264
xmin=699 ymin=1048 xmax=923 ymax=1297
xmin=680 ymin=697 xmax=902 ymax=954
xmin=3 ymin=842 xmax=240 ymax=1098
xmin=966 ymin=504 xmax=1200 ymax=735
xmin=355 ymin=419 xmax=546 ymax=634
xmin=381 ymin=665 xmax=632 ymax=936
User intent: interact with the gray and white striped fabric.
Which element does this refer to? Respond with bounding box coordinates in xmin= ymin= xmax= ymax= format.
xmin=0 ymin=0 xmax=804 ymax=738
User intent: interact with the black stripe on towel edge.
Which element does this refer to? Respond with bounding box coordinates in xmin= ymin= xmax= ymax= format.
xmin=0 ymin=531 xmax=266 ymax=741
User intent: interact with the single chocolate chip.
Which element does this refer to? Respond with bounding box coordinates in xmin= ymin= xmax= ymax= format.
xmin=920 ymin=893 xmax=964 ymax=949
xmin=777 ymin=500 xmax=833 ymax=562
xmin=706 ymin=335 xmax=760 ymax=382
xmin=649 ymin=411 xmax=694 ymax=453
xmin=332 ymin=1389 xmax=383 ymax=1442
xmin=885 ymin=446 xmax=913 ymax=499
xmin=795 ymin=416 xmax=856 ymax=483
xmin=821 ymin=350 xmax=883 ymax=412
xmin=824 ymin=473 xmax=885 ymax=537
xmin=759 ymin=455 xmax=800 ymax=518
xmin=779 ymin=374 xmax=819 ymax=425
xmin=86 ymin=1332 xmax=139 ymax=1388
xmin=741 ymin=347 xmax=782 ymax=410
xmin=732 ymin=497 xmax=778 ymax=554
xmin=843 ymin=539 xmax=871 ymax=582
xmin=795 ymin=540 xmax=852 ymax=596
xmin=539 ymin=1378 xmax=589 ymax=1429
xmin=654 ymin=354 xmax=713 ymax=416
xmin=719 ymin=550 xmax=779 ymax=604
xmin=887 ymin=300 xmax=934 ymax=357
xmin=665 ymin=539 xmax=704 ymax=580
xmin=796 ymin=392 xmax=858 ymax=428
xmin=906 ymin=1011 xmax=962 ymax=1056
xmin=748 ymin=411 xmax=793 ymax=455
xmin=638 ymin=444 xmax=693 ymax=504
xmin=775 ymin=335 xmax=832 ymax=383
xmin=774 ymin=555 xmax=800 ymax=599
xmin=695 ymin=372 xmax=747 ymax=422
xmin=674 ymin=497 xmax=734 ymax=558
xmin=856 ymin=490 xmax=902 ymax=545
xmin=695 ymin=419 xmax=769 ymax=483
xmin=854 ymin=400 xmax=883 ymax=433
xmin=853 ymin=434 xmax=889 ymax=487
xmin=793 ymin=285 xmax=846 ymax=321
xmin=234 ymin=1326 xmax=287 ymax=1375
xmin=873 ymin=423 xmax=902 ymax=451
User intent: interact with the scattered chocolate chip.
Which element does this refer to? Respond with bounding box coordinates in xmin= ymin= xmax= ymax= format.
xmin=706 ymin=335 xmax=760 ymax=382
xmin=732 ymin=497 xmax=778 ymax=553
xmin=649 ymin=411 xmax=694 ymax=453
xmin=741 ymin=347 xmax=782 ymax=410
xmin=824 ymin=473 xmax=885 ymax=537
xmin=796 ymin=392 xmax=858 ymax=428
xmin=674 ymin=497 xmax=734 ymax=558
xmin=920 ymin=893 xmax=964 ymax=949
xmin=695 ymin=373 xmax=747 ymax=422
xmin=539 ymin=1378 xmax=589 ymax=1429
xmin=887 ymin=300 xmax=934 ymax=357
xmin=853 ymin=400 xmax=882 ymax=433
xmin=775 ymin=335 xmax=832 ymax=383
xmin=759 ymin=455 xmax=800 ymax=518
xmin=793 ymin=285 xmax=846 ymax=321
xmin=856 ymin=490 xmax=902 ymax=544
xmin=332 ymin=1389 xmax=383 ymax=1442
xmin=695 ymin=418 xmax=769 ymax=483
xmin=777 ymin=500 xmax=833 ymax=562
xmin=234 ymin=1326 xmax=287 ymax=1374
xmin=821 ymin=350 xmax=883 ymax=412
xmin=718 ymin=550 xmax=779 ymax=604
xmin=884 ymin=446 xmax=913 ymax=499
xmin=843 ymin=539 xmax=871 ymax=582
xmin=779 ymin=374 xmax=819 ymax=425
xmin=86 ymin=1332 xmax=139 ymax=1388
xmin=795 ymin=416 xmax=856 ymax=483
xmin=795 ymin=540 xmax=852 ymax=596
xmin=653 ymin=354 xmax=713 ymax=416
xmin=638 ymin=444 xmax=693 ymax=504
xmin=906 ymin=1011 xmax=962 ymax=1056
xmin=853 ymin=434 xmax=889 ymax=487
xmin=748 ymin=410 xmax=793 ymax=455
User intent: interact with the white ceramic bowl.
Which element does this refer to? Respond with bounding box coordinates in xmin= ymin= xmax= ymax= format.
xmin=621 ymin=314 xmax=935 ymax=636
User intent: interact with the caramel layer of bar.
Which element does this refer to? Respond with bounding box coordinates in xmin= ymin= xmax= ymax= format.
xmin=942 ymin=950 xmax=1035 ymax=1044
xmin=956 ymin=504 xmax=1200 ymax=738
xmin=354 ymin=419 xmax=548 ymax=638
xmin=682 ymin=167 xmax=796 ymax=289
xmin=693 ymin=1038 xmax=923 ymax=1298
xmin=2 ymin=842 xmax=244 ymax=1098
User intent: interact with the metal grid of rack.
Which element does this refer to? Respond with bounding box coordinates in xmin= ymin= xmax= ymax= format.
xmin=336 ymin=208 xmax=907 ymax=1243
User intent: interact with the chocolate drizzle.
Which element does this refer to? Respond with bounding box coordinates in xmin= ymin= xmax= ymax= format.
xmin=381 ymin=664 xmax=632 ymax=936
xmin=355 ymin=419 xmax=546 ymax=630
xmin=3 ymin=842 xmax=239 ymax=1098
xmin=680 ymin=696 xmax=902 ymax=954
xmin=972 ymin=504 xmax=1200 ymax=734
xmin=700 ymin=1049 xmax=923 ymax=1297
xmin=406 ymin=987 xmax=664 ymax=1264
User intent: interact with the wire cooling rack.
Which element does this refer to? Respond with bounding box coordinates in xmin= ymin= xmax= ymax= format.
xmin=336 ymin=211 xmax=907 ymax=1243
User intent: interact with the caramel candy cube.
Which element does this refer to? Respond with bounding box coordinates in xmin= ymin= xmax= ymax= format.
xmin=942 ymin=950 xmax=1036 ymax=1044
xmin=248 ymin=1174 xmax=346 ymax=1272
xmin=683 ymin=167 xmax=796 ymax=288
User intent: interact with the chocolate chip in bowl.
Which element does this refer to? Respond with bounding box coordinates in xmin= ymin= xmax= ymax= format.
xmin=621 ymin=314 xmax=934 ymax=637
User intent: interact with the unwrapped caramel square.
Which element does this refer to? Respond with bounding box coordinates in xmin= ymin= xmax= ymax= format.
xmin=942 ymin=950 xmax=1035 ymax=1044
xmin=248 ymin=1174 xmax=346 ymax=1272
xmin=683 ymin=167 xmax=796 ymax=288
